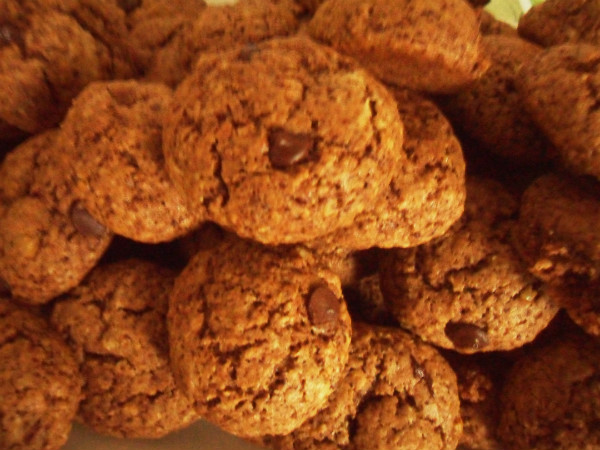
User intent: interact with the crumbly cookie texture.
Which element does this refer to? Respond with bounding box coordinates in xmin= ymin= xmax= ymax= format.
xmin=260 ymin=322 xmax=462 ymax=450
xmin=517 ymin=43 xmax=600 ymax=180
xmin=307 ymin=0 xmax=486 ymax=93
xmin=516 ymin=173 xmax=600 ymax=336
xmin=168 ymin=238 xmax=352 ymax=437
xmin=0 ymin=130 xmax=112 ymax=304
xmin=61 ymin=80 xmax=203 ymax=243
xmin=51 ymin=259 xmax=198 ymax=438
xmin=163 ymin=36 xmax=405 ymax=245
xmin=0 ymin=300 xmax=82 ymax=450
xmin=498 ymin=331 xmax=600 ymax=450
xmin=380 ymin=177 xmax=558 ymax=353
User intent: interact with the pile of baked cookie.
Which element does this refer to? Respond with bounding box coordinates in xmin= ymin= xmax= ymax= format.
xmin=1 ymin=0 xmax=599 ymax=449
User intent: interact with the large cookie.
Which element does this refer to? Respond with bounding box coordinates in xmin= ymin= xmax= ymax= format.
xmin=0 ymin=300 xmax=82 ymax=450
xmin=163 ymin=36 xmax=405 ymax=245
xmin=51 ymin=259 xmax=198 ymax=438
xmin=307 ymin=0 xmax=486 ymax=93
xmin=260 ymin=322 xmax=462 ymax=450
xmin=380 ymin=177 xmax=558 ymax=353
xmin=168 ymin=237 xmax=352 ymax=437
xmin=0 ymin=130 xmax=112 ymax=304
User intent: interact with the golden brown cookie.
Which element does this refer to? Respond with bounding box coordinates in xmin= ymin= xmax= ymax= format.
xmin=61 ymin=80 xmax=203 ymax=243
xmin=163 ymin=36 xmax=405 ymax=245
xmin=0 ymin=300 xmax=82 ymax=450
xmin=0 ymin=130 xmax=112 ymax=304
xmin=51 ymin=259 xmax=198 ymax=438
xmin=307 ymin=0 xmax=486 ymax=93
xmin=168 ymin=238 xmax=352 ymax=437
xmin=260 ymin=322 xmax=462 ymax=450
xmin=380 ymin=177 xmax=559 ymax=353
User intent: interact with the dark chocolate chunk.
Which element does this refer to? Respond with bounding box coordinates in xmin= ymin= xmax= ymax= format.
xmin=70 ymin=203 xmax=109 ymax=238
xmin=445 ymin=322 xmax=489 ymax=351
xmin=268 ymin=129 xmax=313 ymax=169
xmin=308 ymin=286 xmax=340 ymax=330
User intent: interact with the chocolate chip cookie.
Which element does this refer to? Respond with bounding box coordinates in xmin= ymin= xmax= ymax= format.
xmin=307 ymin=0 xmax=486 ymax=93
xmin=168 ymin=237 xmax=352 ymax=437
xmin=0 ymin=300 xmax=82 ymax=450
xmin=380 ymin=177 xmax=558 ymax=353
xmin=0 ymin=130 xmax=112 ymax=304
xmin=163 ymin=36 xmax=405 ymax=245
xmin=61 ymin=80 xmax=203 ymax=243
xmin=260 ymin=322 xmax=462 ymax=450
xmin=51 ymin=259 xmax=198 ymax=438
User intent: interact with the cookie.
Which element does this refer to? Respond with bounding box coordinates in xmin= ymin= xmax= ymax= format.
xmin=0 ymin=300 xmax=82 ymax=450
xmin=0 ymin=130 xmax=112 ymax=304
xmin=307 ymin=0 xmax=486 ymax=94
xmin=307 ymin=88 xmax=465 ymax=250
xmin=516 ymin=43 xmax=600 ymax=180
xmin=168 ymin=237 xmax=352 ymax=437
xmin=0 ymin=0 xmax=133 ymax=137
xmin=439 ymin=35 xmax=553 ymax=166
xmin=146 ymin=0 xmax=299 ymax=87
xmin=61 ymin=80 xmax=203 ymax=243
xmin=260 ymin=322 xmax=462 ymax=450
xmin=380 ymin=177 xmax=559 ymax=353
xmin=518 ymin=0 xmax=600 ymax=47
xmin=515 ymin=173 xmax=600 ymax=336
xmin=163 ymin=36 xmax=405 ymax=245
xmin=51 ymin=259 xmax=198 ymax=438
xmin=498 ymin=330 xmax=600 ymax=450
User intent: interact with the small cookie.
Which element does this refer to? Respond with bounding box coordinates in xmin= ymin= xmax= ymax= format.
xmin=498 ymin=331 xmax=600 ymax=450
xmin=518 ymin=0 xmax=600 ymax=47
xmin=51 ymin=259 xmax=198 ymax=438
xmin=61 ymin=80 xmax=203 ymax=243
xmin=168 ymin=238 xmax=352 ymax=437
xmin=0 ymin=130 xmax=112 ymax=304
xmin=517 ymin=43 xmax=600 ymax=179
xmin=380 ymin=177 xmax=559 ymax=353
xmin=0 ymin=300 xmax=82 ymax=450
xmin=260 ymin=322 xmax=462 ymax=450
xmin=163 ymin=36 xmax=405 ymax=245
xmin=307 ymin=0 xmax=486 ymax=93
xmin=516 ymin=173 xmax=600 ymax=336
xmin=440 ymin=35 xmax=552 ymax=166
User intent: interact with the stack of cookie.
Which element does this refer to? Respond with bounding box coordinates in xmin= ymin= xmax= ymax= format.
xmin=1 ymin=0 xmax=599 ymax=450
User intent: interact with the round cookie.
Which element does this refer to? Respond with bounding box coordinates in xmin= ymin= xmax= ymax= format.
xmin=306 ymin=0 xmax=486 ymax=94
xmin=146 ymin=0 xmax=299 ymax=87
xmin=51 ymin=259 xmax=198 ymax=438
xmin=518 ymin=0 xmax=600 ymax=47
xmin=380 ymin=177 xmax=559 ymax=353
xmin=498 ymin=331 xmax=600 ymax=450
xmin=163 ymin=36 xmax=405 ymax=245
xmin=61 ymin=80 xmax=203 ymax=243
xmin=306 ymin=88 xmax=465 ymax=250
xmin=0 ymin=130 xmax=113 ymax=304
xmin=259 ymin=322 xmax=462 ymax=450
xmin=515 ymin=173 xmax=600 ymax=336
xmin=168 ymin=237 xmax=352 ymax=437
xmin=516 ymin=43 xmax=600 ymax=180
xmin=0 ymin=300 xmax=82 ymax=450
xmin=439 ymin=35 xmax=553 ymax=166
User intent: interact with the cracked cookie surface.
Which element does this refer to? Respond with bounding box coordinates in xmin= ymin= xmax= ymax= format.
xmin=163 ymin=36 xmax=405 ymax=245
xmin=61 ymin=80 xmax=203 ymax=243
xmin=380 ymin=177 xmax=558 ymax=353
xmin=259 ymin=322 xmax=462 ymax=450
xmin=168 ymin=237 xmax=352 ymax=437
xmin=51 ymin=259 xmax=198 ymax=438
xmin=0 ymin=130 xmax=112 ymax=304
xmin=0 ymin=300 xmax=82 ymax=450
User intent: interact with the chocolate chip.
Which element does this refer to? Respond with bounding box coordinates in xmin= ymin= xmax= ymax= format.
xmin=117 ymin=0 xmax=141 ymax=12
xmin=445 ymin=322 xmax=489 ymax=351
xmin=268 ymin=129 xmax=313 ymax=169
xmin=0 ymin=22 xmax=24 ymax=52
xmin=238 ymin=43 xmax=259 ymax=62
xmin=308 ymin=286 xmax=340 ymax=331
xmin=70 ymin=203 xmax=109 ymax=238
